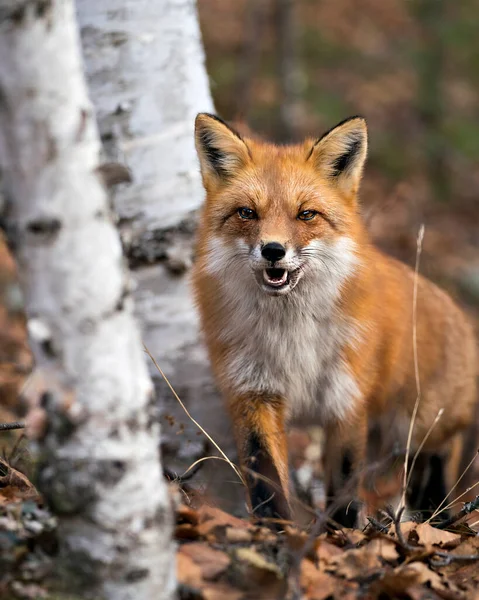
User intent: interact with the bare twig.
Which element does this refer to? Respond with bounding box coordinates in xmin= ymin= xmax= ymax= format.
xmin=435 ymin=494 xmax=479 ymax=530
xmin=430 ymin=553 xmax=479 ymax=567
xmin=163 ymin=460 xmax=204 ymax=485
xmin=366 ymin=516 xmax=390 ymax=534
xmin=386 ymin=506 xmax=417 ymax=554
xmin=144 ymin=345 xmax=246 ymax=485
xmin=0 ymin=421 xmax=25 ymax=432
xmin=430 ymin=479 xmax=479 ymax=523
xmin=400 ymin=224 xmax=425 ymax=513
xmin=427 ymin=450 xmax=479 ymax=523
xmin=386 ymin=506 xmax=479 ymax=566
xmin=406 ymin=408 xmax=444 ymax=492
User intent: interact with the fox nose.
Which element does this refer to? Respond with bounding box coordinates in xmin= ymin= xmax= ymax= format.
xmin=261 ymin=242 xmax=286 ymax=263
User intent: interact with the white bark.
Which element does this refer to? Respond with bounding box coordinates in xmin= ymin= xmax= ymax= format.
xmin=0 ymin=2 xmax=174 ymax=598
xmin=76 ymin=1 xmax=237 ymax=494
xmin=77 ymin=0 xmax=214 ymax=230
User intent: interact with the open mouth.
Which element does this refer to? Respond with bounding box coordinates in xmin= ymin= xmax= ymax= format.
xmin=257 ymin=266 xmax=303 ymax=294
xmin=263 ymin=268 xmax=289 ymax=288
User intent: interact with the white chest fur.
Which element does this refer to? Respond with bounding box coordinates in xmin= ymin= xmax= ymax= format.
xmin=222 ymin=292 xmax=359 ymax=424
xmin=205 ymin=237 xmax=362 ymax=425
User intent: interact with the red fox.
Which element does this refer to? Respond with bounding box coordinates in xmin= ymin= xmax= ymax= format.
xmin=192 ymin=113 xmax=478 ymax=526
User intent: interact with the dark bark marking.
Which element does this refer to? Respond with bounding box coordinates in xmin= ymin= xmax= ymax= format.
xmin=26 ymin=217 xmax=61 ymax=240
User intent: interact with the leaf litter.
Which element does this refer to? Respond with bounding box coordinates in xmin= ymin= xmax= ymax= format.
xmin=173 ymin=490 xmax=479 ymax=600
xmin=0 ymin=457 xmax=479 ymax=599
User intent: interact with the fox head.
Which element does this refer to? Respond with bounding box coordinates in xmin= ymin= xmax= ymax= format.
xmin=194 ymin=114 xmax=368 ymax=297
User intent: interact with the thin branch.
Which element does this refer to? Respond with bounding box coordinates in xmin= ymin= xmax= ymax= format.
xmin=431 ymin=479 xmax=479 ymax=522
xmin=386 ymin=506 xmax=479 ymax=566
xmin=435 ymin=494 xmax=479 ymax=530
xmin=144 ymin=345 xmax=246 ymax=485
xmin=400 ymin=224 xmax=425 ymax=512
xmin=406 ymin=407 xmax=444 ymax=491
xmin=163 ymin=460 xmax=204 ymax=484
xmin=366 ymin=516 xmax=390 ymax=534
xmin=427 ymin=450 xmax=479 ymax=523
xmin=0 ymin=421 xmax=25 ymax=432
xmin=430 ymin=553 xmax=479 ymax=567
xmin=386 ymin=506 xmax=417 ymax=554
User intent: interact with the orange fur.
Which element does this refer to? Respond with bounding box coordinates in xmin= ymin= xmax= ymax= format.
xmin=192 ymin=113 xmax=478 ymax=526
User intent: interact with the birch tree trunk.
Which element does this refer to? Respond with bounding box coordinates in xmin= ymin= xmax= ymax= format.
xmin=0 ymin=2 xmax=174 ymax=598
xmin=76 ymin=1 xmax=239 ymax=505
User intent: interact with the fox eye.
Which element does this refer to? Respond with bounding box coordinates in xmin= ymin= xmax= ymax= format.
xmin=297 ymin=210 xmax=318 ymax=221
xmin=237 ymin=207 xmax=257 ymax=220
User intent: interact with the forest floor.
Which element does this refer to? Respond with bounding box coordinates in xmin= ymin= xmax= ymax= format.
xmin=1 ymin=456 xmax=479 ymax=599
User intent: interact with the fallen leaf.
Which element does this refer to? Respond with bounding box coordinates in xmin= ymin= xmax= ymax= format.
xmin=408 ymin=522 xmax=461 ymax=549
xmin=202 ymin=583 xmax=243 ymax=600
xmin=197 ymin=505 xmax=252 ymax=529
xmin=399 ymin=562 xmax=445 ymax=588
xmin=252 ymin=526 xmax=277 ymax=544
xmin=329 ymin=538 xmax=398 ymax=579
xmin=284 ymin=526 xmax=309 ymax=553
xmin=300 ymin=559 xmax=337 ymax=599
xmin=233 ymin=547 xmax=282 ymax=578
xmin=0 ymin=459 xmax=39 ymax=505
xmin=181 ymin=542 xmax=230 ymax=580
xmin=229 ymin=546 xmax=286 ymax=597
xmin=386 ymin=562 xmax=465 ymax=597
xmin=450 ymin=562 xmax=479 ymax=596
xmin=370 ymin=563 xmax=432 ymax=597
xmin=197 ymin=505 xmax=252 ymax=541
xmin=177 ymin=550 xmax=203 ymax=588
xmin=175 ymin=523 xmax=201 ymax=541
xmin=405 ymin=584 xmax=443 ymax=600
xmin=315 ymin=539 xmax=343 ymax=564
xmin=177 ymin=504 xmax=200 ymax=526
xmin=369 ymin=537 xmax=400 ymax=561
xmin=225 ymin=527 xmax=253 ymax=544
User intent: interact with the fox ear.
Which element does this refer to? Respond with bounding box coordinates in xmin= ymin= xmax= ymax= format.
xmin=307 ymin=117 xmax=368 ymax=196
xmin=195 ymin=113 xmax=250 ymax=188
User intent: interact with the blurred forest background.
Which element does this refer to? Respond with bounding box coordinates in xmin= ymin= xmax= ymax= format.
xmin=198 ymin=0 xmax=479 ymax=303
xmin=1 ymin=0 xmax=479 ymax=499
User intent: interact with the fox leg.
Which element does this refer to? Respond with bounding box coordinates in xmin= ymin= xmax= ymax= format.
xmin=229 ymin=394 xmax=291 ymax=522
xmin=324 ymin=413 xmax=368 ymax=528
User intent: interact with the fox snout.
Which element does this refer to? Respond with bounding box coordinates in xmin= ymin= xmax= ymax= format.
xmin=249 ymin=241 xmax=305 ymax=295
xmin=261 ymin=242 xmax=286 ymax=264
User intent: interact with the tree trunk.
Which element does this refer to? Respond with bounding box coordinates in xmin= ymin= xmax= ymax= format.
xmin=0 ymin=2 xmax=174 ymax=598
xmin=75 ymin=1 xmax=240 ymax=509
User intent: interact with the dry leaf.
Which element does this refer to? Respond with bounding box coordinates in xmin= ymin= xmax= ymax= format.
xmin=300 ymin=559 xmax=337 ymax=600
xmin=202 ymin=583 xmax=243 ymax=600
xmin=197 ymin=505 xmax=252 ymax=541
xmin=284 ymin=526 xmax=309 ymax=553
xmin=329 ymin=538 xmax=398 ymax=579
xmin=0 ymin=459 xmax=39 ymax=505
xmin=177 ymin=550 xmax=203 ymax=588
xmin=252 ymin=526 xmax=277 ymax=544
xmin=315 ymin=539 xmax=343 ymax=564
xmin=369 ymin=537 xmax=400 ymax=561
xmin=233 ymin=547 xmax=282 ymax=578
xmin=230 ymin=546 xmax=285 ymax=596
xmin=407 ymin=522 xmax=461 ymax=549
xmin=225 ymin=527 xmax=253 ymax=543
xmin=404 ymin=584 xmax=443 ymax=600
xmin=175 ymin=523 xmax=201 ymax=541
xmin=177 ymin=504 xmax=200 ymax=526
xmin=392 ymin=562 xmax=464 ymax=597
xmin=181 ymin=542 xmax=230 ymax=580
